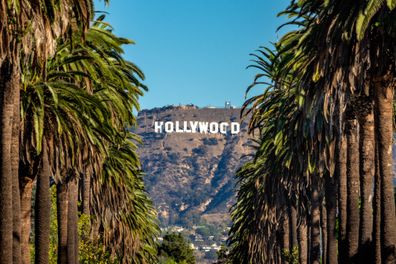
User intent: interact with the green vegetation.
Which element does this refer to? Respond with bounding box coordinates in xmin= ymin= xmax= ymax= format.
xmin=214 ymin=245 xmax=230 ymax=264
xmin=158 ymin=233 xmax=196 ymax=264
xmin=31 ymin=187 xmax=116 ymax=263
xmin=47 ymin=187 xmax=114 ymax=264
xmin=282 ymin=247 xmax=299 ymax=264
xmin=195 ymin=225 xmax=218 ymax=238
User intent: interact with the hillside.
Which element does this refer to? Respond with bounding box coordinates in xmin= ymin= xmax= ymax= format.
xmin=135 ymin=105 xmax=254 ymax=227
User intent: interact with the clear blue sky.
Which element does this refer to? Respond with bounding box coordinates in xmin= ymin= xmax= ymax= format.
xmin=94 ymin=0 xmax=289 ymax=110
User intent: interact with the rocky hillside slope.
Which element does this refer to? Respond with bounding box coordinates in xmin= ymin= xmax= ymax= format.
xmin=134 ymin=105 xmax=254 ymax=227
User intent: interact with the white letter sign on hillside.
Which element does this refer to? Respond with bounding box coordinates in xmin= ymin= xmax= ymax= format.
xmin=154 ymin=121 xmax=163 ymax=133
xmin=153 ymin=121 xmax=240 ymax=135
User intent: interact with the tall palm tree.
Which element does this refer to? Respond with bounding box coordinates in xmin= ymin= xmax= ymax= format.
xmin=299 ymin=2 xmax=396 ymax=262
xmin=373 ymin=73 xmax=396 ymax=263
xmin=67 ymin=178 xmax=79 ymax=264
xmin=230 ymin=1 xmax=396 ymax=263
xmin=373 ymin=144 xmax=382 ymax=263
xmin=56 ymin=182 xmax=68 ymax=264
xmin=310 ymin=177 xmax=321 ymax=264
xmin=0 ymin=1 xmax=94 ymax=262
xmin=92 ymin=139 xmax=159 ymax=263
xmin=345 ymin=105 xmax=360 ymax=262
xmin=12 ymin=70 xmax=21 ymax=264
xmin=229 ymin=41 xmax=324 ymax=263
xmin=21 ymin=52 xmax=110 ymax=263
xmin=324 ymin=169 xmax=338 ymax=264
xmin=21 ymin=15 xmax=158 ymax=263
xmin=34 ymin=137 xmax=51 ymax=264
xmin=0 ymin=58 xmax=20 ymax=264
xmin=356 ymin=95 xmax=375 ymax=262
xmin=275 ymin=1 xmax=396 ymax=262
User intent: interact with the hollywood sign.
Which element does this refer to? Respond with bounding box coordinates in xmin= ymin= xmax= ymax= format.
xmin=154 ymin=121 xmax=240 ymax=134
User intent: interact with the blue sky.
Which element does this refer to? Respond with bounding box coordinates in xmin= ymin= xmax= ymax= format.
xmin=94 ymin=0 xmax=289 ymax=110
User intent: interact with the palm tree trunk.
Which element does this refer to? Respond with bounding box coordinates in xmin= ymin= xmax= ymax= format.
xmin=35 ymin=141 xmax=51 ymax=264
xmin=307 ymin=225 xmax=311 ymax=264
xmin=373 ymin=144 xmax=382 ymax=264
xmin=346 ymin=116 xmax=360 ymax=263
xmin=67 ymin=179 xmax=79 ymax=264
xmin=12 ymin=68 xmax=21 ymax=264
xmin=337 ymin=131 xmax=348 ymax=263
xmin=57 ymin=182 xmax=68 ymax=264
xmin=81 ymin=173 xmax=90 ymax=215
xmin=281 ymin=212 xmax=290 ymax=264
xmin=321 ymin=203 xmax=327 ymax=264
xmin=20 ymin=176 xmax=34 ymax=264
xmin=12 ymin=170 xmax=21 ymax=264
xmin=310 ymin=183 xmax=321 ymax=264
xmin=373 ymin=81 xmax=396 ymax=263
xmin=276 ymin=236 xmax=282 ymax=264
xmin=357 ymin=101 xmax=374 ymax=263
xmin=289 ymin=205 xmax=298 ymax=252
xmin=0 ymin=58 xmax=18 ymax=264
xmin=325 ymin=173 xmax=338 ymax=264
xmin=298 ymin=217 xmax=308 ymax=264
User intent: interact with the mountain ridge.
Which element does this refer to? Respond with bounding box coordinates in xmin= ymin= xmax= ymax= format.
xmin=134 ymin=105 xmax=254 ymax=227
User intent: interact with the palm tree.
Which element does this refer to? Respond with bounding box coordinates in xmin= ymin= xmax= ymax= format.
xmin=289 ymin=205 xmax=298 ymax=253
xmin=373 ymin=145 xmax=382 ymax=263
xmin=274 ymin=1 xmax=396 ymax=262
xmin=21 ymin=52 xmax=110 ymax=263
xmin=310 ymin=178 xmax=321 ymax=264
xmin=20 ymin=15 xmax=158 ymax=263
xmin=0 ymin=58 xmax=19 ymax=263
xmin=56 ymin=182 xmax=68 ymax=264
xmin=0 ymin=1 xmax=94 ymax=262
xmin=373 ymin=75 xmax=396 ymax=263
xmin=229 ymin=42 xmax=323 ymax=263
xmin=12 ymin=79 xmax=21 ymax=264
xmin=229 ymin=159 xmax=270 ymax=263
xmin=67 ymin=178 xmax=79 ymax=264
xmin=345 ymin=105 xmax=360 ymax=262
xmin=297 ymin=216 xmax=308 ymax=264
xmin=230 ymin=1 xmax=396 ymax=263
xmin=64 ymin=19 xmax=156 ymax=262
xmin=324 ymin=170 xmax=337 ymax=264
xmin=299 ymin=2 xmax=396 ymax=262
xmin=92 ymin=139 xmax=159 ymax=263
xmin=357 ymin=96 xmax=375 ymax=262
xmin=34 ymin=138 xmax=51 ymax=264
